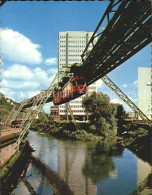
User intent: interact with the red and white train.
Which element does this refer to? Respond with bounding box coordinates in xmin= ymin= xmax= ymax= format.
xmin=53 ymin=76 xmax=87 ymax=105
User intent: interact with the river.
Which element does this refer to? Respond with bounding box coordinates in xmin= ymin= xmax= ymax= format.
xmin=11 ymin=130 xmax=151 ymax=195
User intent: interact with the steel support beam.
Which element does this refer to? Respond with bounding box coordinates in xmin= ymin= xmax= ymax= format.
xmin=81 ymin=1 xmax=151 ymax=85
xmin=16 ymin=71 xmax=74 ymax=147
xmin=101 ymin=76 xmax=152 ymax=127
xmin=5 ymin=104 xmax=16 ymax=125
xmin=66 ymin=103 xmax=80 ymax=130
xmin=7 ymin=101 xmax=27 ymax=126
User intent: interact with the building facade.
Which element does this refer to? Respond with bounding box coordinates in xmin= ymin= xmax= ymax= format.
xmin=126 ymin=112 xmax=138 ymax=120
xmin=138 ymin=67 xmax=152 ymax=119
xmin=58 ymin=31 xmax=97 ymax=120
xmin=50 ymin=105 xmax=60 ymax=121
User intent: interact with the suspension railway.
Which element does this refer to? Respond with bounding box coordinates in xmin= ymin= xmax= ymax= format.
xmin=1 ymin=1 xmax=152 ymax=183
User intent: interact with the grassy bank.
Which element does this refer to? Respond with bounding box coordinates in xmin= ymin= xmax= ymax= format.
xmin=120 ymin=124 xmax=151 ymax=164
xmin=31 ymin=120 xmax=104 ymax=142
xmin=31 ymin=116 xmax=151 ymax=164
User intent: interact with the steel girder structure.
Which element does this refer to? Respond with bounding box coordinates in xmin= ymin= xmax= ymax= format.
xmin=5 ymin=104 xmax=16 ymax=125
xmin=16 ymin=74 xmax=58 ymax=147
xmin=16 ymin=70 xmax=73 ymax=147
xmin=81 ymin=1 xmax=151 ymax=85
xmin=0 ymin=1 xmax=7 ymax=7
xmin=22 ymin=91 xmax=53 ymax=109
xmin=7 ymin=101 xmax=27 ymax=126
xmin=21 ymin=68 xmax=71 ymax=109
xmin=8 ymin=1 xmax=151 ymax=112
xmin=66 ymin=103 xmax=80 ymax=130
xmin=101 ymin=76 xmax=152 ymax=127
xmin=20 ymin=91 xmax=51 ymax=127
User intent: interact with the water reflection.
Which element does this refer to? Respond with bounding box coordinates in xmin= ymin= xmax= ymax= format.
xmin=82 ymin=141 xmax=123 ymax=183
xmin=31 ymin=156 xmax=73 ymax=195
xmin=58 ymin=141 xmax=97 ymax=195
xmin=11 ymin=131 xmax=152 ymax=195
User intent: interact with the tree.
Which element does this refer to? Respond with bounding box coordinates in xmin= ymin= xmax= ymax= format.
xmin=114 ymin=104 xmax=126 ymax=135
xmin=82 ymin=92 xmax=118 ymax=137
xmin=31 ymin=112 xmax=55 ymax=132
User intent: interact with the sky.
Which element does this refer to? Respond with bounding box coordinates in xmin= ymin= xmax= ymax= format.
xmin=1 ymin=1 xmax=151 ymax=113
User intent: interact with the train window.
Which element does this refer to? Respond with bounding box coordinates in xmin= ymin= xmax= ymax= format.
xmin=77 ymin=80 xmax=86 ymax=85
xmin=72 ymin=81 xmax=77 ymax=86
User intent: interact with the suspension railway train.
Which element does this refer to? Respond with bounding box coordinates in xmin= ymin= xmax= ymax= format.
xmin=24 ymin=75 xmax=87 ymax=108
xmin=53 ymin=76 xmax=87 ymax=105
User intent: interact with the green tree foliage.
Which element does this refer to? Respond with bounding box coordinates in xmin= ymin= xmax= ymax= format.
xmin=31 ymin=113 xmax=55 ymax=133
xmin=123 ymin=126 xmax=151 ymax=163
xmin=0 ymin=92 xmax=15 ymax=111
xmin=124 ymin=127 xmax=149 ymax=148
xmin=0 ymin=92 xmax=17 ymax=123
xmin=114 ymin=104 xmax=126 ymax=135
xmin=82 ymin=92 xmax=118 ymax=137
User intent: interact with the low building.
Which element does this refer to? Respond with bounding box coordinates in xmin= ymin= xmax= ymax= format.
xmin=50 ymin=106 xmax=60 ymax=121
xmin=126 ymin=112 xmax=138 ymax=120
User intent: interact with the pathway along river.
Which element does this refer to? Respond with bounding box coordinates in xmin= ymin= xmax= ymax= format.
xmin=12 ymin=130 xmax=151 ymax=195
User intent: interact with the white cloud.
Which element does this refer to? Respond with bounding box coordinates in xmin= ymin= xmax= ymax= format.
xmin=3 ymin=64 xmax=33 ymax=80
xmin=2 ymin=79 xmax=39 ymax=89
xmin=47 ymin=68 xmax=58 ymax=74
xmin=110 ymin=98 xmax=123 ymax=105
xmin=132 ymin=80 xmax=138 ymax=87
xmin=122 ymin=84 xmax=128 ymax=88
xmin=110 ymin=98 xmax=132 ymax=112
xmin=1 ymin=63 xmax=58 ymax=102
xmin=3 ymin=64 xmax=54 ymax=87
xmin=1 ymin=28 xmax=42 ymax=64
xmin=17 ymin=90 xmax=40 ymax=99
xmin=33 ymin=67 xmax=52 ymax=84
xmin=96 ymin=79 xmax=103 ymax=89
xmin=110 ymin=97 xmax=138 ymax=112
xmin=0 ymin=87 xmax=15 ymax=100
xmin=44 ymin=58 xmax=57 ymax=66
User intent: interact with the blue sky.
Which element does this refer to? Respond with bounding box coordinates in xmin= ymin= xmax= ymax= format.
xmin=1 ymin=1 xmax=150 ymax=113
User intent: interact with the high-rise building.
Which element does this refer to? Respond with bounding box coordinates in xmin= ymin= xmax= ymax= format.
xmin=138 ymin=67 xmax=152 ymax=119
xmin=58 ymin=31 xmax=97 ymax=120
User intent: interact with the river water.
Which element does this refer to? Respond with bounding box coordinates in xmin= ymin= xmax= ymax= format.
xmin=12 ymin=130 xmax=151 ymax=195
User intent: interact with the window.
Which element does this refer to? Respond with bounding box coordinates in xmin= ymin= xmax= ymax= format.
xmin=77 ymin=80 xmax=86 ymax=85
xmin=72 ymin=80 xmax=77 ymax=86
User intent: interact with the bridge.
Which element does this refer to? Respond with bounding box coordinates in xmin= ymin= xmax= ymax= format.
xmin=4 ymin=1 xmax=152 ymax=147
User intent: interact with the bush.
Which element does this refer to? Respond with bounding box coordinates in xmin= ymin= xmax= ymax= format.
xmin=61 ymin=129 xmax=103 ymax=141
xmin=124 ymin=127 xmax=149 ymax=148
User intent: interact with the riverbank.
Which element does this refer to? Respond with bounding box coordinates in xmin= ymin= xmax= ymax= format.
xmin=118 ymin=124 xmax=151 ymax=164
xmin=1 ymin=141 xmax=33 ymax=195
xmin=31 ymin=119 xmax=151 ymax=164
xmin=22 ymin=130 xmax=152 ymax=194
xmin=31 ymin=120 xmax=118 ymax=142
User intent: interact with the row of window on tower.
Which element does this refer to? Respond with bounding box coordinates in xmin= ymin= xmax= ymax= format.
xmin=60 ymin=105 xmax=83 ymax=108
xmin=60 ymin=59 xmax=81 ymax=62
xmin=59 ymin=36 xmax=91 ymax=39
xmin=59 ymin=110 xmax=85 ymax=113
xmin=60 ymin=50 xmax=84 ymax=53
xmin=60 ymin=54 xmax=82 ymax=57
xmin=59 ymin=45 xmax=86 ymax=48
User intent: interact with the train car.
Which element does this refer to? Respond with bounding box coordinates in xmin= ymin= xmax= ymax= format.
xmin=53 ymin=76 xmax=87 ymax=105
